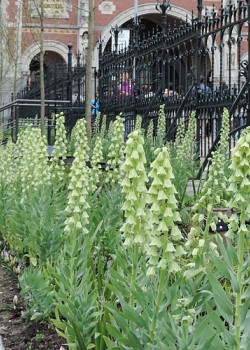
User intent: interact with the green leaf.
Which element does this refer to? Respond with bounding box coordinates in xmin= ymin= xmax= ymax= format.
xmin=224 ymin=238 xmax=239 ymax=264
xmin=72 ymin=321 xmax=87 ymax=350
xmin=191 ymin=309 xmax=212 ymax=345
xmin=102 ymin=302 xmax=128 ymax=333
xmin=241 ymin=285 xmax=250 ymax=300
xmin=206 ymin=269 xmax=233 ymax=322
xmin=202 ymin=334 xmax=217 ymax=348
xmin=89 ymin=219 xmax=103 ymax=245
xmin=118 ymin=298 xmax=148 ymax=329
xmin=211 ymin=251 xmax=239 ymax=293
xmin=106 ymin=323 xmax=122 ymax=340
xmin=103 ymin=336 xmax=119 ymax=350
xmin=30 ymin=312 xmax=43 ymax=320
xmin=118 ymin=327 xmax=144 ymax=350
xmin=30 ymin=257 xmax=37 ymax=266
xmin=240 ymin=298 xmax=250 ymax=324
xmin=183 ymin=267 xmax=205 ymax=280
xmin=210 ymin=253 xmax=231 ymax=279
xmin=126 ymin=328 xmax=144 ymax=350
xmin=109 ymin=268 xmax=127 ymax=284
xmin=116 ymin=251 xmax=130 ymax=275
xmin=108 ymin=275 xmax=130 ymax=297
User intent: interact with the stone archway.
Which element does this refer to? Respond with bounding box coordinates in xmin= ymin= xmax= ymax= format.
xmin=21 ymin=40 xmax=73 ymax=74
xmin=93 ymin=3 xmax=194 ymax=67
xmin=21 ymin=41 xmax=74 ymax=92
xmin=29 ymin=50 xmax=66 ymax=82
xmin=99 ymin=3 xmax=192 ymax=48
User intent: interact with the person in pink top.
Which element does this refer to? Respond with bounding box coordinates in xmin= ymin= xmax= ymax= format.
xmin=119 ymin=72 xmax=133 ymax=97
xmin=164 ymin=82 xmax=178 ymax=97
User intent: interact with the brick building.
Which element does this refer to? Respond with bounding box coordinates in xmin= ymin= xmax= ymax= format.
xmin=0 ymin=0 xmax=248 ymax=106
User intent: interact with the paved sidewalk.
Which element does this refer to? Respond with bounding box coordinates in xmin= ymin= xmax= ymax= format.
xmin=0 ymin=335 xmax=5 ymax=350
xmin=186 ymin=179 xmax=202 ymax=197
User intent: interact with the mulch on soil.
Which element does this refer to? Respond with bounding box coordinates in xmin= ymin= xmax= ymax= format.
xmin=0 ymin=263 xmax=65 ymax=350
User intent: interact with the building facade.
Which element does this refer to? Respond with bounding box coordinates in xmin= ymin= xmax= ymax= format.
xmin=0 ymin=0 xmax=248 ymax=106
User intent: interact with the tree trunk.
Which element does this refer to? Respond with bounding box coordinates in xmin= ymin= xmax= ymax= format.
xmin=85 ymin=0 xmax=94 ymax=147
xmin=40 ymin=0 xmax=45 ymax=136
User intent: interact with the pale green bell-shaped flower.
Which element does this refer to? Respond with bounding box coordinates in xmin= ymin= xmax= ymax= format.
xmin=65 ymin=118 xmax=90 ymax=236
xmin=146 ymin=146 xmax=185 ymax=277
xmin=120 ymin=130 xmax=150 ymax=249
xmin=105 ymin=114 xmax=125 ymax=184
xmin=50 ymin=113 xmax=68 ymax=181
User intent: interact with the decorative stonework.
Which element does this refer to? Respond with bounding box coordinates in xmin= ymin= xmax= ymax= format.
xmin=28 ymin=0 xmax=71 ymax=19
xmin=227 ymin=52 xmax=235 ymax=69
xmin=21 ymin=40 xmax=72 ymax=72
xmin=81 ymin=32 xmax=88 ymax=51
xmin=98 ymin=1 xmax=115 ymax=15
xmin=22 ymin=28 xmax=78 ymax=34
xmin=202 ymin=6 xmax=217 ymax=16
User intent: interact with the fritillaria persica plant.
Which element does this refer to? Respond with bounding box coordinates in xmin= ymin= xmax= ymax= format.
xmin=65 ymin=118 xmax=90 ymax=236
xmin=50 ymin=112 xmax=68 ymax=181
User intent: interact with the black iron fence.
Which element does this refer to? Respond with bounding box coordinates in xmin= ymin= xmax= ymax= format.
xmin=97 ymin=0 xmax=250 ymax=170
xmin=3 ymin=0 xmax=250 ymax=174
xmin=17 ymin=44 xmax=88 ymax=109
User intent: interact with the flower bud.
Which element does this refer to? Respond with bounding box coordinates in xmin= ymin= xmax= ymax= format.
xmin=4 ymin=252 xmax=9 ymax=262
xmin=13 ymin=295 xmax=19 ymax=306
xmin=11 ymin=257 xmax=17 ymax=266
xmin=15 ymin=266 xmax=21 ymax=274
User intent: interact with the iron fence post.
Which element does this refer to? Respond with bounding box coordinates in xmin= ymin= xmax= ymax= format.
xmin=15 ymin=105 xmax=19 ymax=142
xmin=67 ymin=43 xmax=73 ymax=106
xmin=11 ymin=93 xmax=14 ymax=142
xmin=247 ymin=0 xmax=250 ymax=127
xmin=156 ymin=0 xmax=171 ymax=94
xmin=196 ymin=0 xmax=203 ymax=161
xmin=97 ymin=37 xmax=103 ymax=102
xmin=110 ymin=25 xmax=122 ymax=55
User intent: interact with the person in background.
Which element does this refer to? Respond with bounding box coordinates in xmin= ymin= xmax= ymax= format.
xmin=118 ymin=72 xmax=133 ymax=97
xmin=144 ymin=85 xmax=154 ymax=98
xmin=118 ymin=73 xmax=134 ymax=139
xmin=72 ymin=92 xmax=78 ymax=104
xmin=199 ymin=76 xmax=211 ymax=95
xmin=192 ymin=76 xmax=212 ymax=97
xmin=164 ymin=82 xmax=178 ymax=97
xmin=221 ymin=79 xmax=229 ymax=96
xmin=91 ymin=91 xmax=99 ymax=132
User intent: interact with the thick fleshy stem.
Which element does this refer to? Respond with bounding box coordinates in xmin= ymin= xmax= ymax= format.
xmin=201 ymin=188 xmax=217 ymax=256
xmin=130 ymin=243 xmax=139 ymax=309
xmin=234 ymin=203 xmax=246 ymax=350
xmin=149 ymin=268 xmax=165 ymax=346
xmin=149 ymin=235 xmax=168 ymax=347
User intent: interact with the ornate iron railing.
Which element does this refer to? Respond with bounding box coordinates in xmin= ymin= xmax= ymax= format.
xmin=97 ymin=0 xmax=250 ymax=175
xmin=4 ymin=0 xmax=250 ymax=177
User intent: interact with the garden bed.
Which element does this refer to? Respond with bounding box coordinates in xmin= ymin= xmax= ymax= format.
xmin=0 ymin=264 xmax=64 ymax=350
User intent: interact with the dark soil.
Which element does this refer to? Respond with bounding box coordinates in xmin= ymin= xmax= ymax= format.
xmin=0 ymin=263 xmax=65 ymax=350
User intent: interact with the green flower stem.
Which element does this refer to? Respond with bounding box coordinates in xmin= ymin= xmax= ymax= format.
xmin=149 ymin=267 xmax=165 ymax=347
xmin=70 ymin=227 xmax=77 ymax=284
xmin=130 ymin=243 xmax=139 ymax=308
xmin=179 ymin=182 xmax=187 ymax=205
xmin=149 ymin=236 xmax=168 ymax=347
xmin=235 ymin=203 xmax=246 ymax=350
xmin=201 ymin=187 xmax=217 ymax=255
xmin=191 ymin=177 xmax=196 ymax=197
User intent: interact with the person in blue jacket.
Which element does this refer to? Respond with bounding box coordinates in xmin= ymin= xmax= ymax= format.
xmin=193 ymin=76 xmax=211 ymax=96
xmin=91 ymin=91 xmax=99 ymax=131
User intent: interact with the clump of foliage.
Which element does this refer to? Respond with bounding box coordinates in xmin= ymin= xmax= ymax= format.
xmin=187 ymin=108 xmax=231 ymax=256
xmin=1 ymin=108 xmax=250 ymax=350
xmin=171 ymin=111 xmax=198 ymax=206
